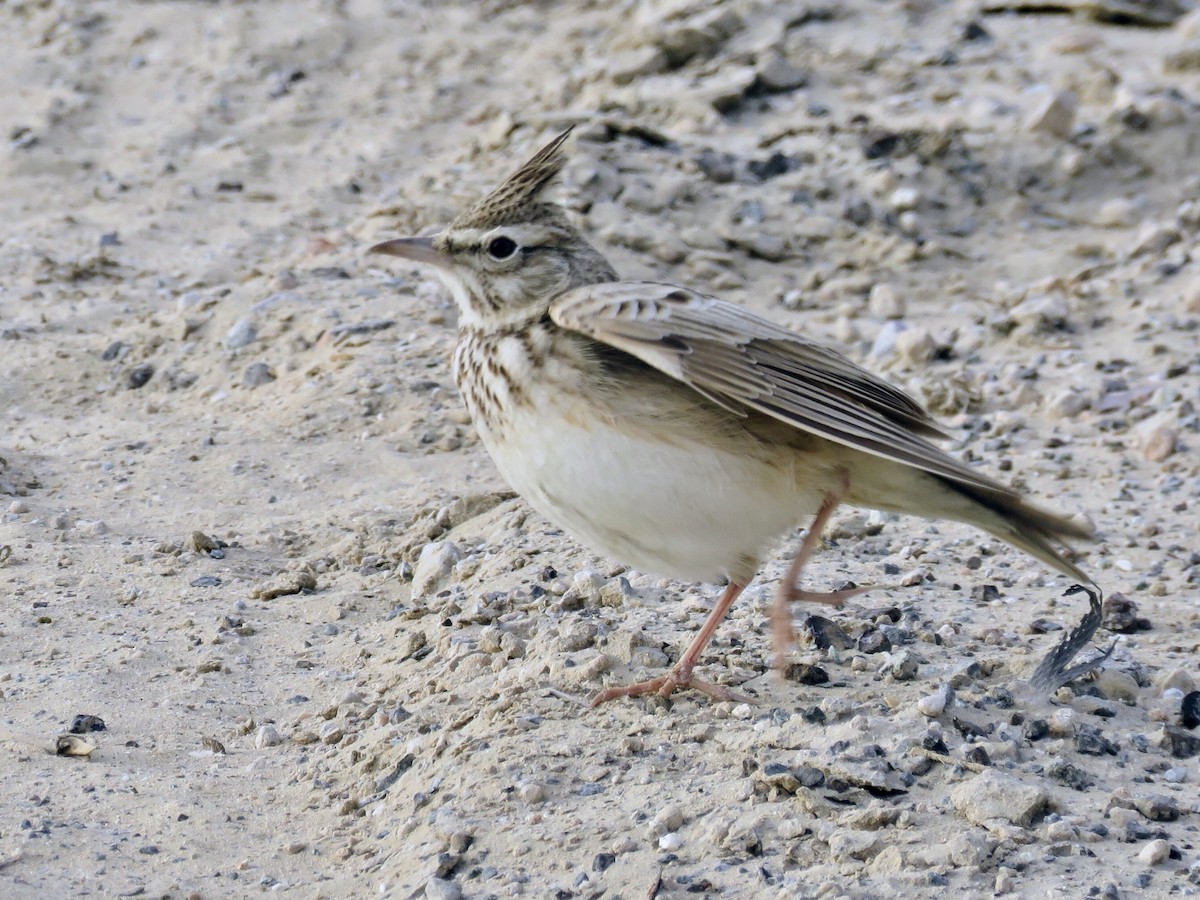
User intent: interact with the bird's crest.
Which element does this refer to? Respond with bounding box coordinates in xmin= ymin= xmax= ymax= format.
xmin=450 ymin=127 xmax=573 ymax=230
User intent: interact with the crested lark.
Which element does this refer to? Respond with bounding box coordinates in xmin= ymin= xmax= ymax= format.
xmin=370 ymin=128 xmax=1093 ymax=705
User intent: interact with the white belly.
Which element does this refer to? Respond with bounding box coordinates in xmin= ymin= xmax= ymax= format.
xmin=479 ymin=400 xmax=826 ymax=584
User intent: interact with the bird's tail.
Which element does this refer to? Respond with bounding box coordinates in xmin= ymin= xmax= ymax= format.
xmin=849 ymin=462 xmax=1094 ymax=584
xmin=933 ymin=477 xmax=1094 ymax=584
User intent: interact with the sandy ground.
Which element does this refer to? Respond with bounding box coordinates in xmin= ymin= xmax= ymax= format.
xmin=2 ymin=0 xmax=1200 ymax=897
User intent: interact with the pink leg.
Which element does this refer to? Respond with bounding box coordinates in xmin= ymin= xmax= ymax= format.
xmin=591 ymin=581 xmax=752 ymax=706
xmin=771 ymin=474 xmax=873 ymax=668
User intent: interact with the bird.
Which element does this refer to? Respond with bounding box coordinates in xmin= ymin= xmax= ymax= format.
xmin=369 ymin=127 xmax=1093 ymax=706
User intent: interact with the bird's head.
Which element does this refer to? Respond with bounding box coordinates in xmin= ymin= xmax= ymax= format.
xmin=369 ymin=127 xmax=615 ymax=329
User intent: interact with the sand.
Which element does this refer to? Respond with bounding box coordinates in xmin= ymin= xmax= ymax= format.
xmin=2 ymin=0 xmax=1199 ymax=896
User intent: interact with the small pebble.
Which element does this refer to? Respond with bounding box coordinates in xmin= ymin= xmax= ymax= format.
xmin=318 ymin=722 xmax=343 ymax=745
xmin=1141 ymin=423 xmax=1177 ymax=462
xmin=127 ymin=364 xmax=154 ymax=390
xmin=411 ymin=541 xmax=461 ymax=598
xmin=518 ymin=783 xmax=544 ymax=803
xmin=255 ymin=724 xmax=282 ymax=748
xmin=224 ymin=318 xmax=257 ymax=350
xmin=881 ymin=649 xmax=918 ymax=681
xmin=1048 ymin=708 xmax=1075 ymax=736
xmin=424 ymin=877 xmax=462 ymax=900
xmin=1138 ymin=838 xmax=1170 ymax=865
xmin=658 ymin=832 xmax=683 ymax=851
xmin=652 ymin=804 xmax=684 ymax=834
xmin=917 ymin=684 xmax=953 ymax=717
xmin=1026 ymin=89 xmax=1077 ymax=139
xmin=69 ymin=715 xmax=106 ymax=734
xmin=888 ymin=186 xmax=921 ymax=212
xmin=1096 ymin=197 xmax=1140 ymax=228
xmin=243 ymin=362 xmax=276 ymax=388
xmin=867 ymin=283 xmax=905 ymax=319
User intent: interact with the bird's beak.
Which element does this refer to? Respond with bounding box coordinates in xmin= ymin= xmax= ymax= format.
xmin=368 ymin=235 xmax=445 ymax=268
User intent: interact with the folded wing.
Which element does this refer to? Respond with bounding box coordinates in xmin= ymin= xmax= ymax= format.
xmin=549 ymin=281 xmax=1007 ymax=493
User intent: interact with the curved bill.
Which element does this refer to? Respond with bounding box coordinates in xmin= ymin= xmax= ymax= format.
xmin=368 ymin=236 xmax=444 ymax=267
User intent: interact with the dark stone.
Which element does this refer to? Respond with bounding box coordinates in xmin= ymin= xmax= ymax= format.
xmin=800 ymin=706 xmax=826 ymax=725
xmin=1047 ymin=758 xmax=1092 ymax=791
xmin=695 ymin=150 xmax=738 ymax=183
xmin=797 ymin=767 xmax=825 ymax=788
xmin=1134 ymin=794 xmax=1179 ymax=822
xmin=1122 ymin=822 xmax=1152 ymax=842
xmin=856 ymin=629 xmax=891 ymax=654
xmin=784 ymin=663 xmax=828 ymax=685
xmin=921 ymin=732 xmax=948 ymax=754
xmin=1026 ymin=719 xmax=1050 ymax=741
xmin=951 ymin=716 xmax=992 ymax=739
xmin=801 ymin=615 xmax=853 ymax=650
xmin=970 ymin=584 xmax=1000 ymax=603
xmin=592 ymin=852 xmax=615 ymax=873
xmin=1161 ymin=725 xmax=1200 ymax=758
xmin=1181 ymin=691 xmax=1200 ymax=729
xmin=127 ymin=363 xmax=155 ymax=389
xmin=962 ymin=21 xmax=991 ymax=42
xmin=1075 ymin=725 xmax=1119 ymax=756
xmin=747 ymin=152 xmax=799 ymax=181
xmin=101 ymin=340 xmax=128 ymax=361
xmin=1102 ymin=593 xmax=1152 ymax=633
xmin=861 ymin=129 xmax=901 ymax=160
xmin=965 ymin=746 xmax=991 ymax=767
xmin=844 ymin=198 xmax=872 ymax=227
xmin=69 ymin=715 xmax=106 ymax=734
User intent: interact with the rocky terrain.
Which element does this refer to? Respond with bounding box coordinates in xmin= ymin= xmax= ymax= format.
xmin=2 ymin=0 xmax=1200 ymax=897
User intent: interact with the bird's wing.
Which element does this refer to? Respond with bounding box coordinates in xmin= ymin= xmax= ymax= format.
xmin=549 ymin=281 xmax=1004 ymax=493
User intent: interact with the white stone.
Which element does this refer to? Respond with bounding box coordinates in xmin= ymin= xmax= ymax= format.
xmin=1026 ymin=90 xmax=1077 ymax=139
xmin=652 ymin=804 xmax=685 ymax=833
xmin=518 ymin=782 xmax=545 ymax=803
xmin=1045 ymin=390 xmax=1090 ymax=420
xmin=223 ymin=317 xmax=257 ymax=350
xmin=1138 ymin=838 xmax=1170 ymax=865
xmin=1048 ymin=708 xmax=1075 ymax=736
xmin=1096 ymin=197 xmax=1140 ymax=228
xmin=867 ymin=283 xmax=905 ymax=319
xmin=894 ymin=328 xmax=936 ymax=365
xmin=412 ymin=541 xmax=461 ymax=598
xmin=950 ymin=770 xmax=1049 ymax=827
xmin=917 ymin=684 xmax=952 ymax=717
xmin=888 ymin=186 xmax=921 ymax=212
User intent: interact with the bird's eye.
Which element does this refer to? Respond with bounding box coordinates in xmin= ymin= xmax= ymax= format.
xmin=486 ymin=236 xmax=518 ymax=260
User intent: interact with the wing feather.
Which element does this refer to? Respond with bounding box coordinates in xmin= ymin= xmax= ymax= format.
xmin=549 ymin=281 xmax=1003 ymax=494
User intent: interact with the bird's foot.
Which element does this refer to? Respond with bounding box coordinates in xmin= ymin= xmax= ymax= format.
xmin=590 ymin=663 xmax=752 ymax=706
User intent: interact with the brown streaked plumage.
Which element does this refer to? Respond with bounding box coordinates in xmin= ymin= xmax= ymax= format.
xmin=370 ymin=127 xmax=1094 ymax=706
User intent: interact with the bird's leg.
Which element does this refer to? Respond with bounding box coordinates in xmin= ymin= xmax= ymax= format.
xmin=772 ymin=473 xmax=873 ymax=668
xmin=590 ymin=581 xmax=753 ymax=706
